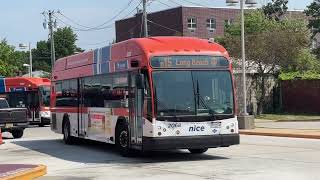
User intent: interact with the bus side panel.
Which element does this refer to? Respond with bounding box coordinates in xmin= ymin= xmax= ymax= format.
xmin=84 ymin=108 xmax=128 ymax=144
xmin=69 ymin=112 xmax=79 ymax=137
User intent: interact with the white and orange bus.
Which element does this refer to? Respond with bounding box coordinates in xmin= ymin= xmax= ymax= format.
xmin=51 ymin=37 xmax=239 ymax=156
xmin=0 ymin=77 xmax=51 ymax=126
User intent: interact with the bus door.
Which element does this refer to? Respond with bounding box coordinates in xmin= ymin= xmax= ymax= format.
xmin=79 ymin=78 xmax=86 ymax=137
xmin=129 ymin=73 xmax=144 ymax=148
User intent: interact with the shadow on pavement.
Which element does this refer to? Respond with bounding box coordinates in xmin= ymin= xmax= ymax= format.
xmin=12 ymin=138 xmax=228 ymax=164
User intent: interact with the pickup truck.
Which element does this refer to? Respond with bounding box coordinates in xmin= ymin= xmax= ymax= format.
xmin=0 ymin=98 xmax=28 ymax=138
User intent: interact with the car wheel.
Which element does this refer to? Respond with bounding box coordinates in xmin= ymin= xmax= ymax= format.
xmin=188 ymin=148 xmax=208 ymax=154
xmin=12 ymin=129 xmax=24 ymax=139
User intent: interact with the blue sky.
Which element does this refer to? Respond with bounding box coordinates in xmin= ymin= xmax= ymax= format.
xmin=0 ymin=0 xmax=313 ymax=50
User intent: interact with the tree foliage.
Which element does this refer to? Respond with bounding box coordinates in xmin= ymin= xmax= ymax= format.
xmin=304 ymin=1 xmax=320 ymax=35
xmin=221 ymin=10 xmax=311 ymax=115
xmin=32 ymin=27 xmax=82 ymax=72
xmin=0 ymin=40 xmax=27 ymax=77
xmin=262 ymin=0 xmax=288 ymax=21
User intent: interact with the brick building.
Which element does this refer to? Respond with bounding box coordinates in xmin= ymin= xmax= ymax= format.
xmin=115 ymin=7 xmax=240 ymax=42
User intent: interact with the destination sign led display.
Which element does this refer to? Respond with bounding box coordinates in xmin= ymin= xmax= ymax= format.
xmin=150 ymin=56 xmax=229 ymax=68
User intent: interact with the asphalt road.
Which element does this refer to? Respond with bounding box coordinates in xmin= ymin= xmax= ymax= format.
xmin=1 ymin=127 xmax=320 ymax=180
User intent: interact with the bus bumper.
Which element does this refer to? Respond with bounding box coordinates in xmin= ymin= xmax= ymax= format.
xmin=142 ymin=134 xmax=239 ymax=151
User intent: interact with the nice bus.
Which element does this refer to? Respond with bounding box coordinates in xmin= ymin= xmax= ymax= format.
xmin=51 ymin=37 xmax=239 ymax=156
xmin=0 ymin=77 xmax=51 ymax=126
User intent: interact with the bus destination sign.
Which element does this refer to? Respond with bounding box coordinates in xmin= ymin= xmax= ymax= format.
xmin=151 ymin=55 xmax=229 ymax=69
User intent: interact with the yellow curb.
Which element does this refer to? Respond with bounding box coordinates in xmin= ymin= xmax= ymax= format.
xmin=2 ymin=165 xmax=47 ymax=180
xmin=240 ymin=131 xmax=320 ymax=139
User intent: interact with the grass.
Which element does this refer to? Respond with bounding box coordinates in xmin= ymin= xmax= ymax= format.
xmin=256 ymin=114 xmax=320 ymax=121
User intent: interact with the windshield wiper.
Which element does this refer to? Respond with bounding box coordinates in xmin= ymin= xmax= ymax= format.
xmin=195 ymin=79 xmax=216 ymax=120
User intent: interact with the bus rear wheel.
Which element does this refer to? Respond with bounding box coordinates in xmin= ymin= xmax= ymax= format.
xmin=63 ymin=120 xmax=74 ymax=145
xmin=188 ymin=148 xmax=208 ymax=154
xmin=116 ymin=123 xmax=132 ymax=156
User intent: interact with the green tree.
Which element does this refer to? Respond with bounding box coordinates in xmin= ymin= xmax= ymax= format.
xmin=221 ymin=10 xmax=311 ymax=115
xmin=304 ymin=1 xmax=320 ymax=35
xmin=32 ymin=27 xmax=82 ymax=72
xmin=304 ymin=1 xmax=320 ymax=59
xmin=53 ymin=27 xmax=82 ymax=59
xmin=262 ymin=0 xmax=288 ymax=21
xmin=0 ymin=39 xmax=27 ymax=77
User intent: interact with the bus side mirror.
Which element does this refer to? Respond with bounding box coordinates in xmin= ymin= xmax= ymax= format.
xmin=136 ymin=74 xmax=145 ymax=89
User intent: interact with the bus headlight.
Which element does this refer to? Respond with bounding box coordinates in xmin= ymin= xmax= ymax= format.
xmin=40 ymin=111 xmax=51 ymax=118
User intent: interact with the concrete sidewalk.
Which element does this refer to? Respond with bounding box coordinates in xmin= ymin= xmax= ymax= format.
xmin=0 ymin=164 xmax=46 ymax=180
xmin=240 ymin=128 xmax=320 ymax=139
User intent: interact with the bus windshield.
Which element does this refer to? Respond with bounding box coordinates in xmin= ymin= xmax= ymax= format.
xmin=152 ymin=71 xmax=234 ymax=117
xmin=39 ymin=86 xmax=50 ymax=107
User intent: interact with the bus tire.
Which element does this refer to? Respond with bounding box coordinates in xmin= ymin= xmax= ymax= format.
xmin=12 ymin=129 xmax=24 ymax=139
xmin=116 ymin=123 xmax=131 ymax=156
xmin=188 ymin=148 xmax=208 ymax=154
xmin=63 ymin=120 xmax=74 ymax=145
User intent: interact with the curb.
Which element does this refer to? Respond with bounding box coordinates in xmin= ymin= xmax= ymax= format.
xmin=240 ymin=131 xmax=320 ymax=139
xmin=274 ymin=119 xmax=320 ymax=122
xmin=2 ymin=165 xmax=47 ymax=180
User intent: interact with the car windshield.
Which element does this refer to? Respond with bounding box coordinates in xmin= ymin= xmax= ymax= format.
xmin=0 ymin=99 xmax=9 ymax=108
xmin=40 ymin=86 xmax=50 ymax=107
xmin=152 ymin=71 xmax=234 ymax=117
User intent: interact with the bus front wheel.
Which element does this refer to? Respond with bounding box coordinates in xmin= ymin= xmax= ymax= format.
xmin=188 ymin=148 xmax=208 ymax=154
xmin=63 ymin=120 xmax=74 ymax=145
xmin=116 ymin=123 xmax=131 ymax=156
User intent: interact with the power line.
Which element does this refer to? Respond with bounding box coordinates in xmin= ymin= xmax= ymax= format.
xmin=167 ymin=0 xmax=182 ymax=6
xmin=178 ymin=0 xmax=207 ymax=7
xmin=57 ymin=12 xmax=92 ymax=29
xmin=85 ymin=0 xmax=136 ymax=30
xmin=55 ymin=0 xmax=137 ymax=31
xmin=155 ymin=0 xmax=172 ymax=8
xmin=147 ymin=19 xmax=182 ymax=34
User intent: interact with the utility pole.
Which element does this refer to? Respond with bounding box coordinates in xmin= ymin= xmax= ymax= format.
xmin=142 ymin=0 xmax=148 ymax=37
xmin=42 ymin=10 xmax=57 ymax=71
xmin=48 ymin=10 xmax=56 ymax=70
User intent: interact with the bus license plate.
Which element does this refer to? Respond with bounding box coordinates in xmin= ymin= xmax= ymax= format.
xmin=5 ymin=123 xmax=14 ymax=128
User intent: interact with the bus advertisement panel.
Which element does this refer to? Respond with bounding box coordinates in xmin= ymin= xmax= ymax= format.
xmin=51 ymin=37 xmax=239 ymax=156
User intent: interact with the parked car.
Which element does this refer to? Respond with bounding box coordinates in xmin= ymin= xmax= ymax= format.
xmin=0 ymin=98 xmax=28 ymax=138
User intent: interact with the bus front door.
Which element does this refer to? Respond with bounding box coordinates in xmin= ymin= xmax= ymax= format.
xmin=129 ymin=74 xmax=144 ymax=149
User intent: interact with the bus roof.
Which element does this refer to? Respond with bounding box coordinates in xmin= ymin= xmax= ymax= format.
xmin=0 ymin=77 xmax=50 ymax=93
xmin=53 ymin=37 xmax=230 ymax=81
xmin=112 ymin=36 xmax=229 ymax=60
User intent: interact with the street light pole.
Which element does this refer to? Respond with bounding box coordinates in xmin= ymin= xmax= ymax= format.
xmin=226 ymin=0 xmax=256 ymax=129
xmin=240 ymin=0 xmax=247 ymax=115
xmin=28 ymin=42 xmax=32 ymax=77
xmin=19 ymin=43 xmax=32 ymax=77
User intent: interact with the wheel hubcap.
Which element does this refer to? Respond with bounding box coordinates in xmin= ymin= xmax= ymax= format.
xmin=119 ymin=131 xmax=128 ymax=148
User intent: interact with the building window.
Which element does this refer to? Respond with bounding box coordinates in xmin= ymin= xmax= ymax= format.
xmin=187 ymin=18 xmax=197 ymax=30
xmin=207 ymin=18 xmax=216 ymax=32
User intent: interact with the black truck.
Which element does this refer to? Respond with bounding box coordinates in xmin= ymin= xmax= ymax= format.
xmin=0 ymin=98 xmax=28 ymax=138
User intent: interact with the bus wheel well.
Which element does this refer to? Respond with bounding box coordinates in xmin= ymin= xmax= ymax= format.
xmin=115 ymin=117 xmax=127 ymax=131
